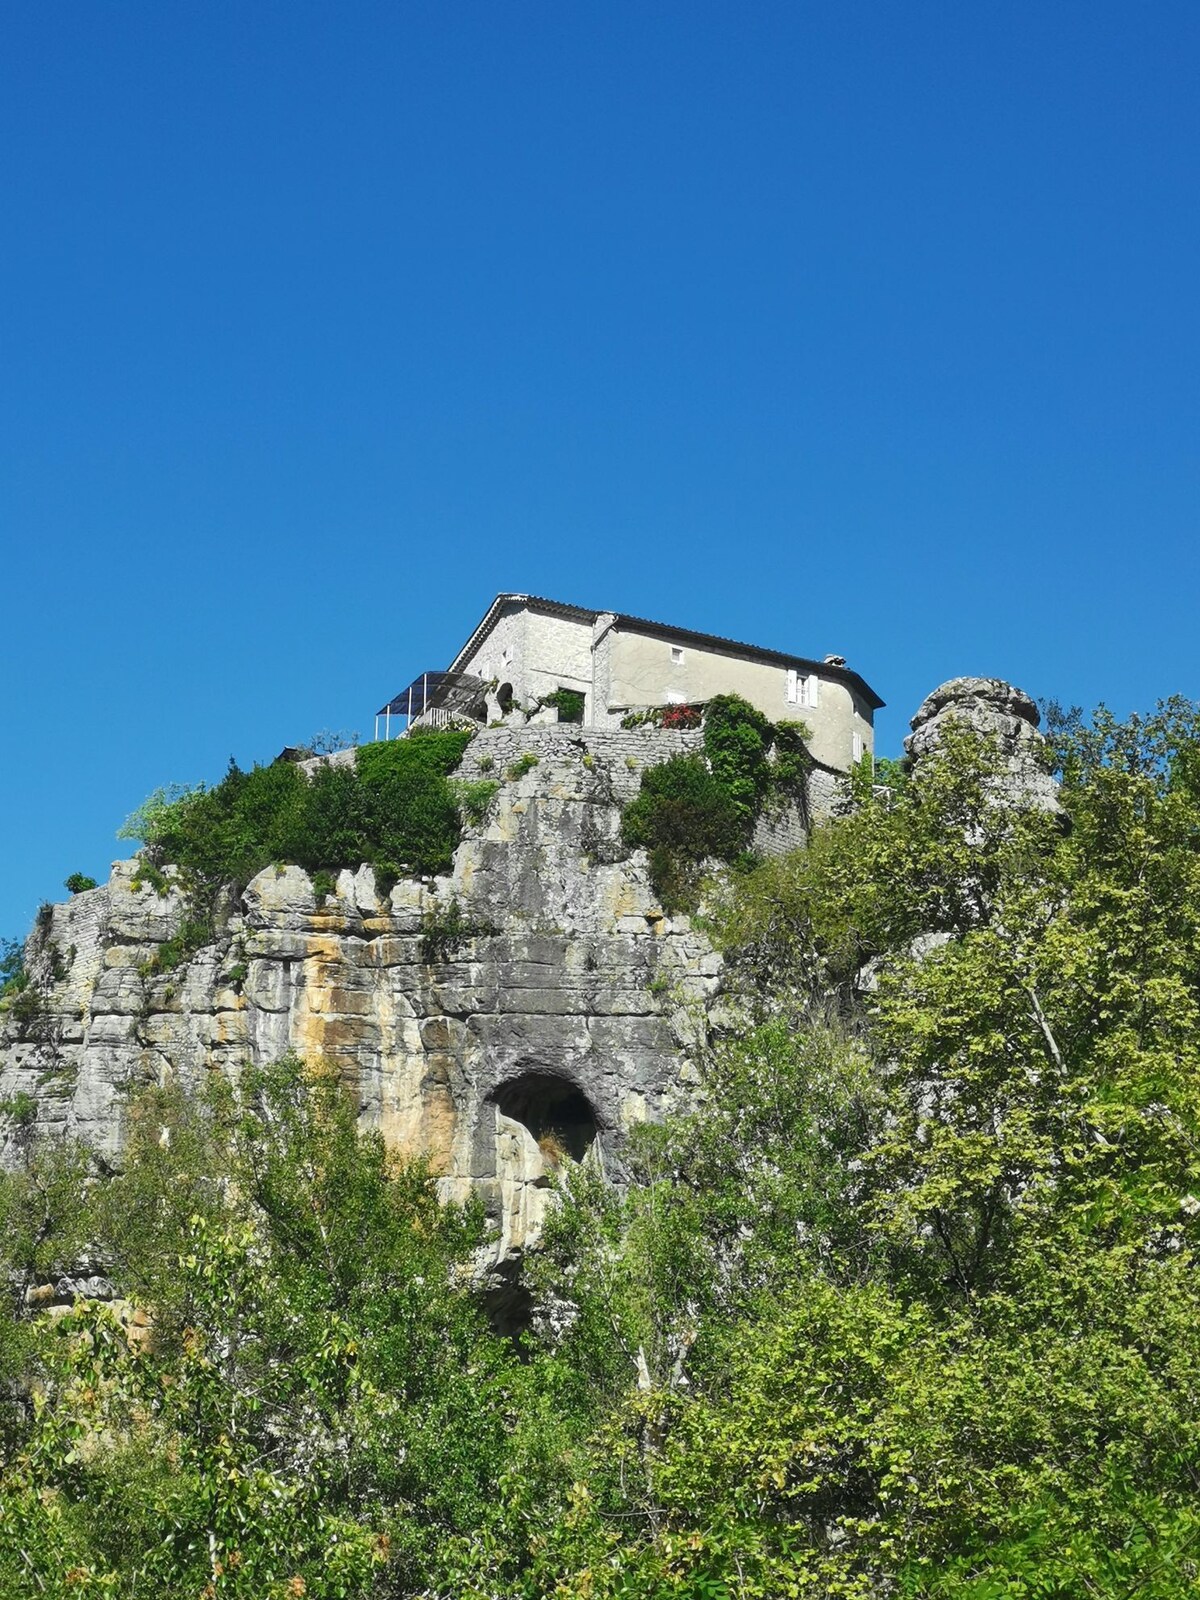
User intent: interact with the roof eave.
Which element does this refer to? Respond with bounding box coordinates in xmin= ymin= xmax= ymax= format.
xmin=611 ymin=612 xmax=885 ymax=710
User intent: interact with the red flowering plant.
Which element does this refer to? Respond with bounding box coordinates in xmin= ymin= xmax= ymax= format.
xmin=660 ymin=703 xmax=702 ymax=730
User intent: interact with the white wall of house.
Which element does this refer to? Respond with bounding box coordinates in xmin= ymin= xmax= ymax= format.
xmin=457 ymin=604 xmax=594 ymax=719
xmin=605 ymin=628 xmax=873 ymax=769
xmin=451 ymin=600 xmax=874 ymax=771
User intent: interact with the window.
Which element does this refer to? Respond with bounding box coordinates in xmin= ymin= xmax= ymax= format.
xmin=786 ymin=669 xmax=819 ymax=709
xmin=670 ymin=646 xmax=684 ymax=665
xmin=852 ymin=731 xmax=864 ymax=763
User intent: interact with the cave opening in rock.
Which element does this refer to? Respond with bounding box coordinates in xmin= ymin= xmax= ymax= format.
xmin=492 ymin=1072 xmax=599 ymax=1164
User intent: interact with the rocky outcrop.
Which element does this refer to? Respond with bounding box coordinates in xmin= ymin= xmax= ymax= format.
xmin=0 ymin=725 xmax=782 ymax=1289
xmin=905 ymin=677 xmax=1059 ymax=811
xmin=2 ymin=684 xmax=1049 ymax=1292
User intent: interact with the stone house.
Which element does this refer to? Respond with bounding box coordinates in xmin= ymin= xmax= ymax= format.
xmin=382 ymin=592 xmax=883 ymax=773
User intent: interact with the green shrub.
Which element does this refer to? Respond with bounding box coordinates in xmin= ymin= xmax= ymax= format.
xmin=311 ymin=869 xmax=336 ymax=901
xmin=621 ymin=755 xmax=745 ymax=911
xmin=131 ymin=860 xmax=173 ymax=896
xmin=621 ymin=699 xmax=818 ymax=911
xmin=419 ymin=897 xmax=497 ymax=962
xmin=770 ymin=719 xmax=814 ymax=803
xmin=143 ymin=918 xmax=213 ymax=976
xmin=452 ymin=779 xmax=500 ymax=826
xmin=0 ymin=1090 xmax=37 ymax=1127
xmin=355 ymin=731 xmax=473 ymax=877
xmin=63 ymin=873 xmax=98 ymax=895
xmin=505 ymin=753 xmax=539 ymax=781
xmin=540 ymin=688 xmax=585 ymax=723
xmin=118 ymin=730 xmax=474 ymax=926
xmin=8 ymin=985 xmax=43 ymax=1030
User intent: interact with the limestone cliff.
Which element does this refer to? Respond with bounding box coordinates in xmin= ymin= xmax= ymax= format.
xmin=1 ymin=680 xmax=1050 ymax=1289
xmin=0 ymin=724 xmax=775 ymax=1278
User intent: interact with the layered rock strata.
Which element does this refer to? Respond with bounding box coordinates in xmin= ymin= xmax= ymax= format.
xmin=0 ymin=725 xmax=820 ymax=1278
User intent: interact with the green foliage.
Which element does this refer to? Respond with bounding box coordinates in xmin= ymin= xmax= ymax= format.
xmin=0 ymin=937 xmax=26 ymax=1002
xmin=451 ymin=777 xmax=500 ymax=826
xmin=0 ymin=1090 xmax=37 ymax=1127
xmin=118 ymin=732 xmax=474 ymax=959
xmin=141 ymin=918 xmax=214 ymax=976
xmin=63 ymin=873 xmax=98 ymax=895
xmin=0 ymin=935 xmax=43 ymax=1032
xmin=353 ymin=730 xmax=473 ymax=877
xmin=419 ymin=896 xmax=497 ymax=962
xmin=0 ymin=1060 xmax=553 ymax=1598
xmin=770 ymin=717 xmax=814 ymax=801
xmin=702 ymin=693 xmax=773 ymax=824
xmin=871 ymin=753 xmax=910 ymax=795
xmin=526 ymin=704 xmax=1200 ymax=1597
xmin=310 ymin=867 xmax=336 ymax=900
xmin=540 ymin=688 xmax=585 ymax=723
xmin=7 ymin=701 xmax=1200 ymax=1597
xmin=621 ymin=754 xmax=744 ymax=910
xmin=505 ymin=751 xmax=540 ymax=780
xmin=130 ymin=860 xmax=172 ymax=896
xmin=621 ymin=697 xmax=815 ymax=911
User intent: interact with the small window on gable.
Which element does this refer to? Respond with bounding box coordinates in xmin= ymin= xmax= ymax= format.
xmin=670 ymin=646 xmax=684 ymax=665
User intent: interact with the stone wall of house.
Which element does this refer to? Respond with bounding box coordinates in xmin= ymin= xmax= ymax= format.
xmin=455 ymin=605 xmax=597 ymax=722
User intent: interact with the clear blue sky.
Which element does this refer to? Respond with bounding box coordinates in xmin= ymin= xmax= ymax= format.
xmin=3 ymin=2 xmax=1198 ymax=937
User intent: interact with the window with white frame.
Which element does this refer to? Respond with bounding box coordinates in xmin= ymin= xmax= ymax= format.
xmin=852 ymin=731 xmax=864 ymax=763
xmin=670 ymin=646 xmax=684 ymax=665
xmin=786 ymin=669 xmax=819 ymax=709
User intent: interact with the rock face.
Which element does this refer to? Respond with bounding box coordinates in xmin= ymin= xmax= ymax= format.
xmin=1 ymin=683 xmax=1049 ymax=1290
xmin=905 ymin=677 xmax=1059 ymax=811
xmin=0 ymin=724 xmax=817 ymax=1290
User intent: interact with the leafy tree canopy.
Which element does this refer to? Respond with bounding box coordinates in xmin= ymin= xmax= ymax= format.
xmin=3 ymin=701 xmax=1200 ymax=1595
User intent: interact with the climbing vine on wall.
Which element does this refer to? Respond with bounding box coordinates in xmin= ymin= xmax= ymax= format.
xmin=621 ymin=696 xmax=813 ymax=911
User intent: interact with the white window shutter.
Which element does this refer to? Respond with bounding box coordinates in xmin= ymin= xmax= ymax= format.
xmin=786 ymin=669 xmax=798 ymax=704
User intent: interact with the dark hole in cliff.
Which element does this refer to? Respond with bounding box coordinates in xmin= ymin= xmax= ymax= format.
xmin=493 ymin=1073 xmax=598 ymax=1164
xmin=496 ymin=681 xmax=514 ymax=714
